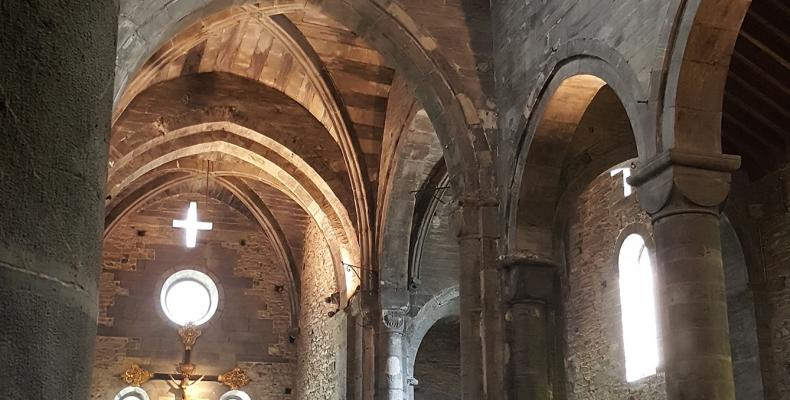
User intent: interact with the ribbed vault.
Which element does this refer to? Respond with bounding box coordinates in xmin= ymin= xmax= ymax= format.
xmin=107 ymin=72 xmax=359 ymax=300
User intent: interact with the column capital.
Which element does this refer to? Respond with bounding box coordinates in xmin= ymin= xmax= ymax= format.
xmin=628 ymin=150 xmax=741 ymax=220
xmin=498 ymin=256 xmax=557 ymax=304
xmin=380 ymin=308 xmax=407 ymax=333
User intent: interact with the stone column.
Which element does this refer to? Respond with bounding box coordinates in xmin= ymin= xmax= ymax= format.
xmin=457 ymin=201 xmax=503 ymax=399
xmin=376 ymin=309 xmax=407 ymax=400
xmin=458 ymin=233 xmax=484 ymax=399
xmin=503 ymin=260 xmax=555 ymax=400
xmin=0 ymin=2 xmax=117 ymax=399
xmin=347 ymin=294 xmax=366 ymax=399
xmin=630 ymin=150 xmax=740 ymax=400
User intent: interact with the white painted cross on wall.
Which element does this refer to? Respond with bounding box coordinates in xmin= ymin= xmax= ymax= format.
xmin=172 ymin=201 xmax=213 ymax=248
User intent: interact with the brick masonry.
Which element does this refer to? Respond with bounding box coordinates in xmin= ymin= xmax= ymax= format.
xmin=93 ymin=192 xmax=296 ymax=399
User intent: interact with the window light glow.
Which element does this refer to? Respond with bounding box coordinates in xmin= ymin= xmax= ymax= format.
xmin=618 ymin=234 xmax=660 ymax=382
xmin=165 ymin=279 xmax=211 ymax=324
xmin=160 ymin=270 xmax=219 ymax=326
xmin=610 ymin=167 xmax=633 ymax=197
xmin=220 ymin=390 xmax=252 ymax=400
xmin=172 ymin=201 xmax=213 ymax=248
xmin=114 ymin=386 xmax=150 ymax=400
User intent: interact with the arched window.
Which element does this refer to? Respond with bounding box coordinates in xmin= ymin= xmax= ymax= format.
xmin=618 ymin=233 xmax=659 ymax=382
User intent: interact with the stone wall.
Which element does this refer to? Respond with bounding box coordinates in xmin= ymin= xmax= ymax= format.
xmin=721 ymin=218 xmax=764 ymax=400
xmin=412 ymin=187 xmax=460 ymax=310
xmin=413 ymin=318 xmax=461 ymax=400
xmin=296 ymin=221 xmax=344 ymax=400
xmin=490 ymin=0 xmax=664 ymax=142
xmin=93 ymin=193 xmax=296 ymax=400
xmin=564 ymin=168 xmax=771 ymax=400
xmin=564 ymin=169 xmax=664 ymax=400
xmin=727 ymin=168 xmax=790 ymax=400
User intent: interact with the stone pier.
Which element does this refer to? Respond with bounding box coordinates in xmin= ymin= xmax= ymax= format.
xmin=0 ymin=1 xmax=117 ymax=398
xmin=631 ymin=150 xmax=741 ymax=400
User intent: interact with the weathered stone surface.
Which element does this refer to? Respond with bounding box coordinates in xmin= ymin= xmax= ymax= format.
xmin=725 ymin=166 xmax=790 ymax=400
xmin=631 ymin=152 xmax=739 ymax=400
xmin=297 ymin=221 xmax=346 ymax=400
xmin=0 ymin=1 xmax=117 ymax=399
xmin=565 ymin=171 xmax=664 ymax=400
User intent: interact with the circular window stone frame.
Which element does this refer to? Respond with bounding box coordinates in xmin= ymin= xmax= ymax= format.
xmin=220 ymin=390 xmax=252 ymax=400
xmin=159 ymin=269 xmax=220 ymax=326
xmin=114 ymin=386 xmax=150 ymax=400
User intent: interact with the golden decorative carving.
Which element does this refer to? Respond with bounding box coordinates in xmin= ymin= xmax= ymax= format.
xmin=121 ymin=364 xmax=152 ymax=386
xmin=178 ymin=323 xmax=202 ymax=349
xmin=218 ymin=367 xmax=251 ymax=389
xmin=177 ymin=362 xmax=196 ymax=375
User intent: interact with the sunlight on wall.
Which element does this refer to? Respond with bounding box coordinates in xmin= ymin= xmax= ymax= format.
xmin=618 ymin=234 xmax=659 ymax=382
xmin=610 ymin=167 xmax=632 ymax=197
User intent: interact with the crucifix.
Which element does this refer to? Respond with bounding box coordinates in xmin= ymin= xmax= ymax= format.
xmin=120 ymin=324 xmax=250 ymax=399
xmin=173 ymin=201 xmax=213 ymax=248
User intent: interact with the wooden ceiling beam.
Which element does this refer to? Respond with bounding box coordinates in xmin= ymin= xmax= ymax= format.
xmin=724 ymin=96 xmax=787 ymax=142
xmin=725 ymin=71 xmax=790 ymax=122
xmin=722 ymin=111 xmax=785 ymax=153
xmin=734 ymin=37 xmax=787 ymax=82
xmin=730 ymin=52 xmax=790 ymax=97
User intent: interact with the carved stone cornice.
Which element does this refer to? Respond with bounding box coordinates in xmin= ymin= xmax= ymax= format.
xmin=628 ymin=150 xmax=741 ymax=221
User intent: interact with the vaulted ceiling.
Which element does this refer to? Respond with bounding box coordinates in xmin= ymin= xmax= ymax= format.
xmin=105 ymin=0 xmax=493 ymax=304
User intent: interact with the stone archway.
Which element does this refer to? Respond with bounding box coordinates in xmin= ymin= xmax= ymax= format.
xmin=406 ymin=287 xmax=460 ymax=400
xmin=504 ymin=54 xmax=647 ymax=259
xmin=652 ymin=0 xmax=752 ymax=153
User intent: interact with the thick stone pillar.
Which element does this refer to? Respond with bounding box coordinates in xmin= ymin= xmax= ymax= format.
xmin=376 ymin=309 xmax=408 ymax=400
xmin=457 ymin=201 xmax=503 ymax=399
xmin=0 ymin=2 xmax=117 ymax=399
xmin=458 ymin=233 xmax=484 ymax=398
xmin=348 ymin=293 xmax=375 ymax=399
xmin=630 ymin=150 xmax=740 ymax=400
xmin=503 ymin=260 xmax=555 ymax=400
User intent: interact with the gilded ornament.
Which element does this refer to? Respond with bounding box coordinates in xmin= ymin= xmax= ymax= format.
xmin=178 ymin=323 xmax=202 ymax=349
xmin=218 ymin=367 xmax=251 ymax=390
xmin=121 ymin=364 xmax=152 ymax=386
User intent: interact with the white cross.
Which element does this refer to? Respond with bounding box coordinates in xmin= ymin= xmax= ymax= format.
xmin=610 ymin=167 xmax=633 ymax=197
xmin=172 ymin=201 xmax=213 ymax=248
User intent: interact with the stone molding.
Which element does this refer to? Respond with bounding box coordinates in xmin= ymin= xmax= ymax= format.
xmin=499 ymin=257 xmax=557 ymax=304
xmin=629 ymin=150 xmax=741 ymax=220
